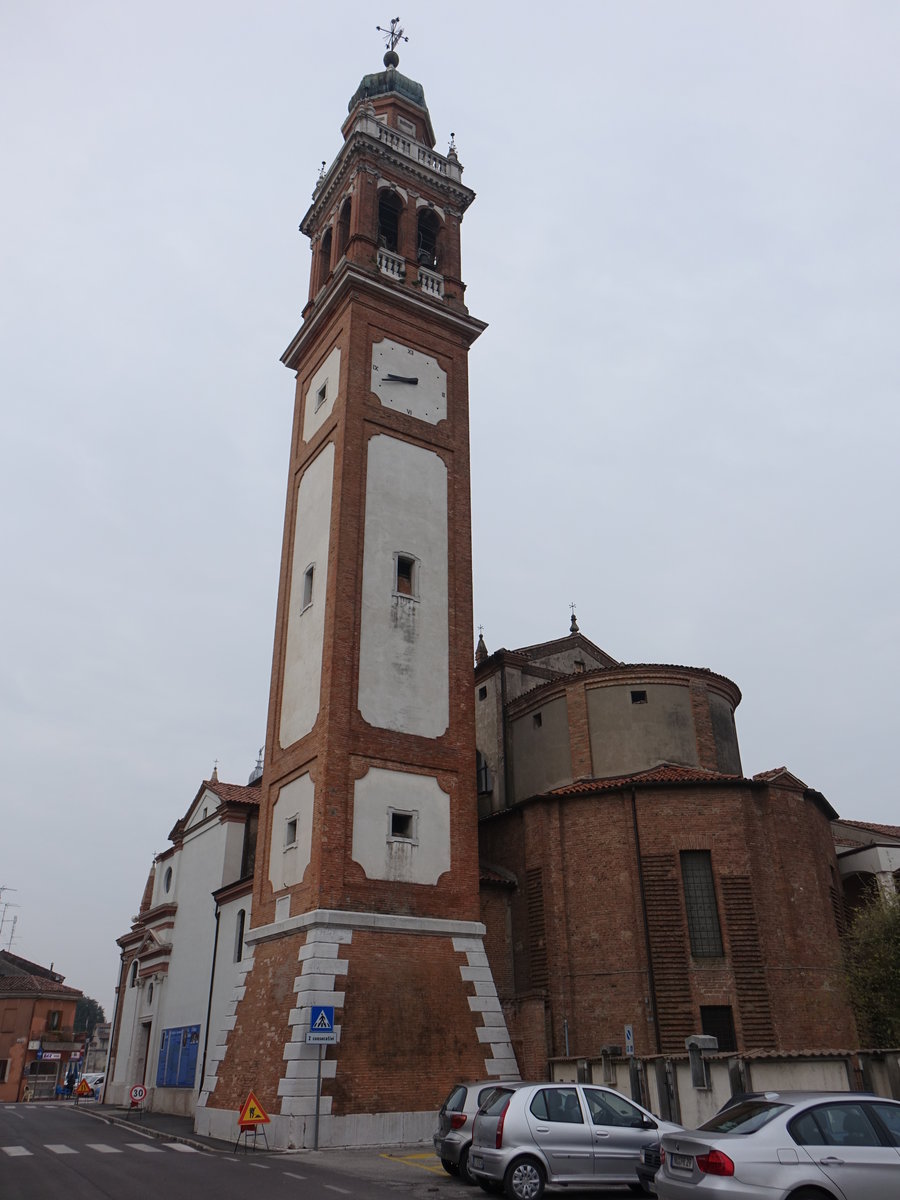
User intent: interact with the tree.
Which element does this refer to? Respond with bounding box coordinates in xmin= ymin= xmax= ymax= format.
xmin=74 ymin=997 xmax=106 ymax=1037
xmin=844 ymin=885 xmax=900 ymax=1046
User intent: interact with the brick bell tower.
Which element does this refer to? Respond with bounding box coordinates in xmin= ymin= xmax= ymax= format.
xmin=196 ymin=33 xmax=517 ymax=1148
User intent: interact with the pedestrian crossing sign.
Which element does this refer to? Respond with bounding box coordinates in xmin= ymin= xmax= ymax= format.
xmin=311 ymin=1006 xmax=334 ymax=1031
xmin=238 ymin=1090 xmax=270 ymax=1127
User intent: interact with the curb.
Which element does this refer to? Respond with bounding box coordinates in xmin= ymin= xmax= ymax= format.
xmin=73 ymin=1104 xmax=229 ymax=1155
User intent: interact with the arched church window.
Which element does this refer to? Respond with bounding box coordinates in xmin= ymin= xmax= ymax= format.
xmin=130 ymin=960 xmax=138 ymax=987
xmin=417 ymin=208 xmax=440 ymax=269
xmin=377 ymin=190 xmax=403 ymax=253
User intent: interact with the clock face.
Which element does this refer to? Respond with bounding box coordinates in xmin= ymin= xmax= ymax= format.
xmin=370 ymin=338 xmax=447 ymax=425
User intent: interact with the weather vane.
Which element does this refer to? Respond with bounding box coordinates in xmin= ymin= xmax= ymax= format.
xmin=376 ymin=17 xmax=408 ymax=54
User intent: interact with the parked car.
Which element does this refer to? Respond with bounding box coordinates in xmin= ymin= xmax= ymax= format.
xmin=656 ymin=1091 xmax=900 ymax=1200
xmin=468 ymin=1081 xmax=682 ymax=1198
xmin=638 ymin=1139 xmax=661 ymax=1192
xmin=434 ymin=1080 xmax=524 ymax=1184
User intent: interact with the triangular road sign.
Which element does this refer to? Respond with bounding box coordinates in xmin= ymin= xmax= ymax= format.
xmin=238 ymin=1090 xmax=270 ymax=1126
xmin=75 ymin=1078 xmax=93 ymax=1097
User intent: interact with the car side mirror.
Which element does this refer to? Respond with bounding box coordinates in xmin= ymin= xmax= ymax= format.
xmin=642 ymin=1117 xmax=657 ymax=1130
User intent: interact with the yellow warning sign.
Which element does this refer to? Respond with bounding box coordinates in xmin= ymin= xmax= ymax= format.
xmin=75 ymin=1079 xmax=93 ymax=1097
xmin=238 ymin=1090 xmax=270 ymax=1127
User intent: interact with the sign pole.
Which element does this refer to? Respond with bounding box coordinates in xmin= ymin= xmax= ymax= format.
xmin=314 ymin=1042 xmax=322 ymax=1150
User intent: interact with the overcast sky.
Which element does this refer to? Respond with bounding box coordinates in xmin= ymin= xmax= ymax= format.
xmin=2 ymin=1 xmax=898 ymax=1014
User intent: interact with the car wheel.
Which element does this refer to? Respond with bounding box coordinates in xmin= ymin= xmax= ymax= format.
xmin=440 ymin=1157 xmax=458 ymax=1176
xmin=458 ymin=1146 xmax=477 ymax=1186
xmin=504 ymin=1156 xmax=546 ymax=1200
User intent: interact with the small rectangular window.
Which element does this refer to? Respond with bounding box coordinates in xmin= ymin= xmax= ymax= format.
xmin=631 ymin=690 xmax=647 ymax=704
xmin=389 ymin=809 xmax=417 ymax=841
xmin=302 ymin=564 xmax=314 ymax=610
xmin=533 ymin=712 xmax=543 ymax=728
xmin=478 ymin=686 xmax=488 ymax=701
xmin=48 ymin=1011 xmax=61 ymax=1030
xmin=0 ymin=1059 xmax=8 ymax=1083
xmin=284 ymin=816 xmax=298 ymax=848
xmin=315 ymin=382 xmax=327 ymax=411
xmin=395 ymin=554 xmax=416 ymax=596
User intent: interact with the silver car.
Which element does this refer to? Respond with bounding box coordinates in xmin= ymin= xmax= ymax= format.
xmin=434 ymin=1080 xmax=523 ymax=1184
xmin=468 ymin=1081 xmax=682 ymax=1198
xmin=656 ymin=1091 xmax=900 ymax=1200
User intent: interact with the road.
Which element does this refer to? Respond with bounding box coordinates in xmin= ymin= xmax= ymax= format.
xmin=1 ymin=1102 xmax=649 ymax=1199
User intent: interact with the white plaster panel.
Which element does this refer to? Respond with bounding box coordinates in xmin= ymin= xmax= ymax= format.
xmin=280 ymin=441 xmax=334 ymax=747
xmin=302 ymin=345 xmax=341 ymax=442
xmin=269 ymin=773 xmax=315 ymax=893
xmin=298 ymin=943 xmax=340 ymax=961
xmin=352 ymin=767 xmax=450 ymax=885
xmin=357 ymin=435 xmax=448 ymax=737
xmin=468 ymin=996 xmax=502 ymax=1012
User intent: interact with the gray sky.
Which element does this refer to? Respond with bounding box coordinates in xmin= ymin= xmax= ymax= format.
xmin=2 ymin=1 xmax=898 ymax=1014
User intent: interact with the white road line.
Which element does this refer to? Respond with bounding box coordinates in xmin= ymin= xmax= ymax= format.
xmin=283 ymin=1172 xmax=307 ymax=1180
xmin=247 ymin=1162 xmax=269 ymax=1169
xmin=46 ymin=1144 xmax=77 ymax=1154
xmin=126 ymin=1143 xmax=164 ymax=1152
xmin=166 ymin=1143 xmax=202 ymax=1153
xmin=87 ymin=1143 xmax=122 ymax=1154
xmin=2 ymin=1146 xmax=32 ymax=1156
xmin=324 ymin=1187 xmax=351 ymax=1195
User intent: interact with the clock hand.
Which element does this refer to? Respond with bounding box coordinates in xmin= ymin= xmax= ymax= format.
xmin=383 ymin=374 xmax=419 ymax=384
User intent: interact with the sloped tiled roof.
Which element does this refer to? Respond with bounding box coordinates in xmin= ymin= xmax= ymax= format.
xmin=204 ymin=780 xmax=261 ymax=807
xmin=834 ymin=818 xmax=900 ymax=841
xmin=547 ymin=763 xmax=747 ymax=797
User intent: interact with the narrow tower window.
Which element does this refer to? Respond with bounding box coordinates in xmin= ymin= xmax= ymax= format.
xmin=417 ymin=208 xmax=440 ymax=268
xmin=394 ymin=554 xmax=417 ymax=597
xmin=377 ymin=191 xmax=402 ymax=253
xmin=302 ymin=564 xmax=315 ymax=610
xmin=336 ymin=198 xmax=352 ymax=259
xmin=284 ymin=816 xmax=298 ymax=848
xmin=318 ymin=226 xmax=333 ymax=285
xmin=315 ymin=382 xmax=327 ymax=411
xmin=235 ymin=909 xmax=246 ymax=963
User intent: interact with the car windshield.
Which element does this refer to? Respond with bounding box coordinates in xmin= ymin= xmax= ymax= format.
xmin=699 ymin=1101 xmax=790 ymax=1134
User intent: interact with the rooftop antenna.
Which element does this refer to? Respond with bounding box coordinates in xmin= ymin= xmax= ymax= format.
xmin=5 ymin=914 xmax=17 ymax=951
xmin=376 ymin=16 xmax=408 ymax=67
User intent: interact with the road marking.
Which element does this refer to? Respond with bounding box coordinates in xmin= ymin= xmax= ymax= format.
xmin=126 ymin=1143 xmax=164 ymax=1152
xmin=2 ymin=1146 xmax=32 ymax=1156
xmin=166 ymin=1143 xmax=202 ymax=1153
xmin=87 ymin=1143 xmax=122 ymax=1154
xmin=46 ymin=1144 xmax=77 ymax=1154
xmin=283 ymin=1173 xmax=307 ymax=1180
xmin=381 ymin=1150 xmax=446 ymax=1175
xmin=324 ymin=1187 xmax=351 ymax=1195
xmin=247 ymin=1163 xmax=270 ymax=1169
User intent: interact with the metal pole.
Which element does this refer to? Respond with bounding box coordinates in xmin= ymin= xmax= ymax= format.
xmin=313 ymin=1043 xmax=323 ymax=1150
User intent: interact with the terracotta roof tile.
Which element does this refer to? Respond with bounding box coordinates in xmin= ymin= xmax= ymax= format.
xmin=202 ymin=780 xmax=261 ymax=807
xmin=834 ymin=818 xmax=900 ymax=840
xmin=547 ymin=764 xmax=746 ymax=797
xmin=0 ymin=974 xmax=82 ymax=997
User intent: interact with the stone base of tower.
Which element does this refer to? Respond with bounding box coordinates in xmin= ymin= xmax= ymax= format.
xmin=196 ymin=909 xmax=518 ymax=1149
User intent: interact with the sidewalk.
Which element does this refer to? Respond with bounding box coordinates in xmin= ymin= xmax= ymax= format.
xmin=72 ymin=1103 xmax=454 ymax=1190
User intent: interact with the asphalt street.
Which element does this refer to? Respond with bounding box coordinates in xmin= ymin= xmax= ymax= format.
xmin=0 ymin=1102 xmax=648 ymax=1200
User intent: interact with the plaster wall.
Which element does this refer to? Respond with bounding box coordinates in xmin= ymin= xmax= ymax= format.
xmin=351 ymin=766 xmax=450 ymax=884
xmin=302 ymin=346 xmax=341 ymax=442
xmin=280 ymin=442 xmax=335 ymax=748
xmin=269 ymin=773 xmax=315 ymax=892
xmin=357 ymin=434 xmax=448 ymax=737
xmin=510 ymin=695 xmax=572 ymax=801
xmin=587 ymin=684 xmax=699 ymax=777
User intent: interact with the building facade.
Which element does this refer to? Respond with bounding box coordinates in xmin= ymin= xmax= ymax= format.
xmin=196 ymin=45 xmax=514 ymax=1149
xmin=107 ymin=773 xmax=258 ymax=1114
xmin=474 ymin=625 xmax=857 ymax=1077
xmin=0 ymin=952 xmax=83 ymax=1102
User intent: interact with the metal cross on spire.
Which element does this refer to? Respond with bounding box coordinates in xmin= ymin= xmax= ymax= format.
xmin=376 ymin=16 xmax=409 ymax=54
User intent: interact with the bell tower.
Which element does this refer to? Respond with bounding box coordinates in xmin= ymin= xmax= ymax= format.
xmin=196 ymin=35 xmax=517 ymax=1148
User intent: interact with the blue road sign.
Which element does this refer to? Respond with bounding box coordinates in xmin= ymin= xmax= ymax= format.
xmin=311 ymin=1006 xmax=334 ymax=1031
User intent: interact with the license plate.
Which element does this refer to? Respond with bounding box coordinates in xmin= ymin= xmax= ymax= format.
xmin=671 ymin=1152 xmax=693 ymax=1170
xmin=471 ymin=1156 xmax=484 ymax=1170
